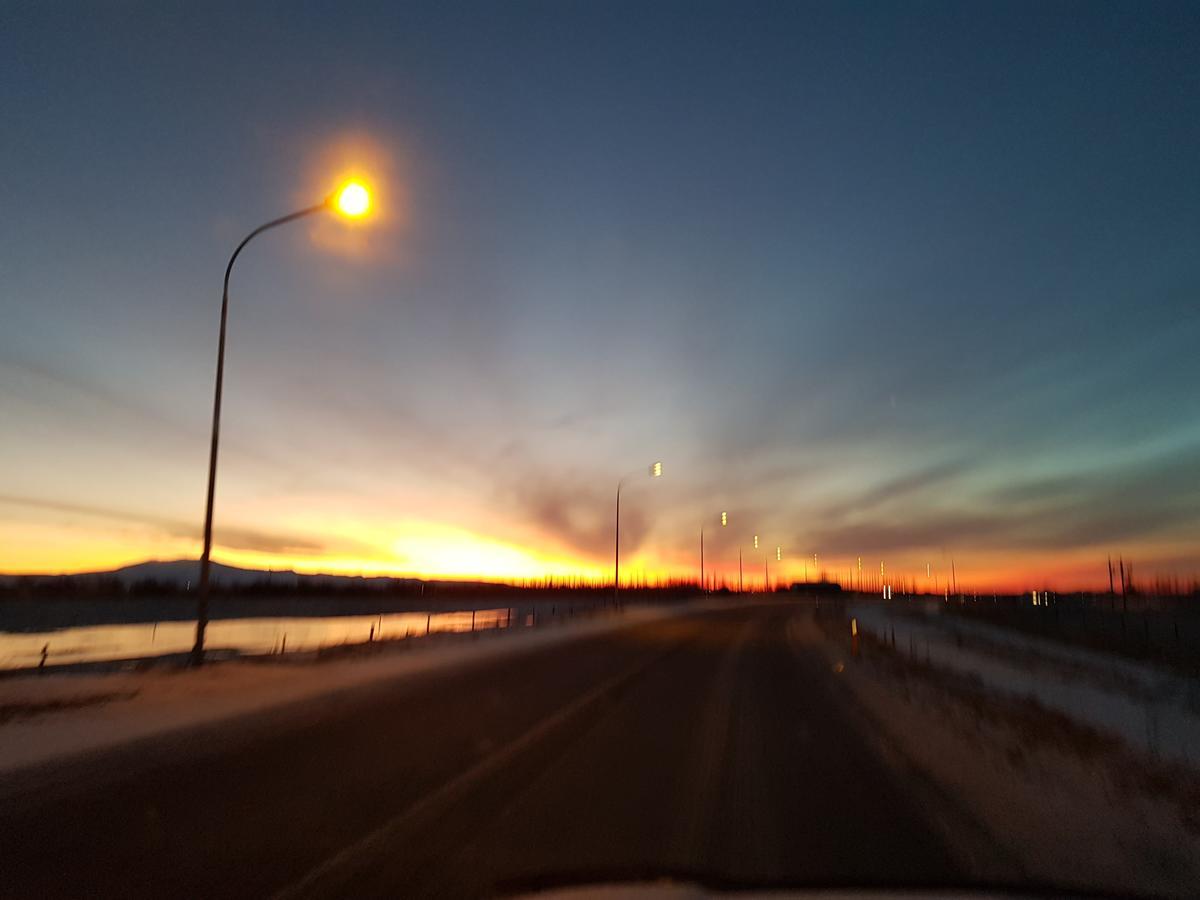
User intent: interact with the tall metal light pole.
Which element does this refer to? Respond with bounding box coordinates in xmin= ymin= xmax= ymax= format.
xmin=191 ymin=181 xmax=372 ymax=665
xmin=700 ymin=510 xmax=728 ymax=595
xmin=613 ymin=461 xmax=662 ymax=606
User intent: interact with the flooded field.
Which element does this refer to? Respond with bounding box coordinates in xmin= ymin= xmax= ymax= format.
xmin=0 ymin=607 xmax=527 ymax=670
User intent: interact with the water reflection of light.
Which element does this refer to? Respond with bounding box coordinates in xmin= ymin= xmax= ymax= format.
xmin=0 ymin=608 xmax=516 ymax=671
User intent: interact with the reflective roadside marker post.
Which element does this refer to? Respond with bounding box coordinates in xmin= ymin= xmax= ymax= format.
xmin=850 ymin=617 xmax=859 ymax=657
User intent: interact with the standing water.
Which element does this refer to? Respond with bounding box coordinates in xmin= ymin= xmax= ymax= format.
xmin=0 ymin=608 xmax=518 ymax=670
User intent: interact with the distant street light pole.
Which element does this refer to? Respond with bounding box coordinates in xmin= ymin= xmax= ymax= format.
xmin=191 ymin=181 xmax=372 ymax=665
xmin=700 ymin=510 xmax=728 ymax=595
xmin=613 ymin=461 xmax=662 ymax=606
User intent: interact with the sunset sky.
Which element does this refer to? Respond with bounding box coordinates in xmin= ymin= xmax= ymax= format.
xmin=2 ymin=1 xmax=1197 ymax=591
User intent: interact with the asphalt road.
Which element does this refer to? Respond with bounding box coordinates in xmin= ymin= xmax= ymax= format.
xmin=0 ymin=602 xmax=968 ymax=898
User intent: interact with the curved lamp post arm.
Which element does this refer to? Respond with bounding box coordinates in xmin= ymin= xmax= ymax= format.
xmin=612 ymin=463 xmax=661 ymax=605
xmin=222 ymin=205 xmax=328 ymax=295
xmin=192 ymin=202 xmax=327 ymax=665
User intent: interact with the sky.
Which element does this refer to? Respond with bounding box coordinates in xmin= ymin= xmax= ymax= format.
xmin=1 ymin=0 xmax=1198 ymax=591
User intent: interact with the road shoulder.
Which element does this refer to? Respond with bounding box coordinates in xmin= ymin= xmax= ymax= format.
xmin=794 ymin=603 xmax=1200 ymax=897
xmin=0 ymin=601 xmax=714 ymax=796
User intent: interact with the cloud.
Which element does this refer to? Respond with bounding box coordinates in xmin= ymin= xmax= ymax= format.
xmin=0 ymin=356 xmax=195 ymax=439
xmin=488 ymin=453 xmax=656 ymax=560
xmin=802 ymin=442 xmax=1200 ymax=557
xmin=0 ymin=356 xmax=330 ymax=488
xmin=513 ymin=478 xmax=634 ymax=559
xmin=833 ymin=457 xmax=974 ymax=518
xmin=804 ymin=513 xmax=1003 ymax=557
xmin=0 ymin=494 xmax=326 ymax=556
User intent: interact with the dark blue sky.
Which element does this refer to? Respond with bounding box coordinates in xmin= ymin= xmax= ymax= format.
xmin=2 ymin=1 xmax=1198 ymax=586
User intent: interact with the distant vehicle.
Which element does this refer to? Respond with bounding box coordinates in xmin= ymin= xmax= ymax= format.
xmin=788 ymin=581 xmax=843 ymax=595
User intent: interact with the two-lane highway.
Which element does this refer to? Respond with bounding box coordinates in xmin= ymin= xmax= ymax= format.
xmin=1 ymin=602 xmax=968 ymax=898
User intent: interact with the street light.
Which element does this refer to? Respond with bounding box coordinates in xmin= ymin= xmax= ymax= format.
xmin=613 ymin=461 xmax=662 ymax=605
xmin=334 ymin=181 xmax=371 ymax=217
xmin=700 ymin=510 xmax=728 ymax=595
xmin=762 ymin=542 xmax=775 ymax=592
xmin=191 ymin=179 xmax=374 ymax=665
xmin=737 ymin=532 xmax=760 ymax=595
xmin=769 ymin=545 xmax=781 ymax=592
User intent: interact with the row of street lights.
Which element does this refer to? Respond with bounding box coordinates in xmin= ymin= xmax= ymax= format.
xmin=189 ymin=177 xmax=896 ymax=663
xmin=612 ymin=464 xmax=787 ymax=603
xmin=613 ymin=468 xmax=929 ymax=599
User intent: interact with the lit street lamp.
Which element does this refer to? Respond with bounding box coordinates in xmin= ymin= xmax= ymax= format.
xmin=613 ymin=461 xmax=662 ymax=605
xmin=191 ymin=180 xmax=373 ymax=665
xmin=700 ymin=510 xmax=728 ymax=594
xmin=761 ymin=541 xmax=774 ymax=593
xmin=734 ymin=531 xmax=756 ymax=594
xmin=739 ymin=532 xmax=760 ymax=594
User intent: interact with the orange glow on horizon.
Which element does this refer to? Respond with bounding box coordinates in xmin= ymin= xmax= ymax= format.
xmin=1 ymin=512 xmax=1194 ymax=593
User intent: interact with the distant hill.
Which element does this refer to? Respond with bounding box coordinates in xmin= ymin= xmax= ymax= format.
xmin=98 ymin=560 xmax=420 ymax=589
xmin=0 ymin=559 xmax=501 ymax=591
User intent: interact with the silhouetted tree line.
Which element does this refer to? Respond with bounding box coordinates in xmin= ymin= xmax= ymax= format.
xmin=0 ymin=575 xmax=704 ymax=604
